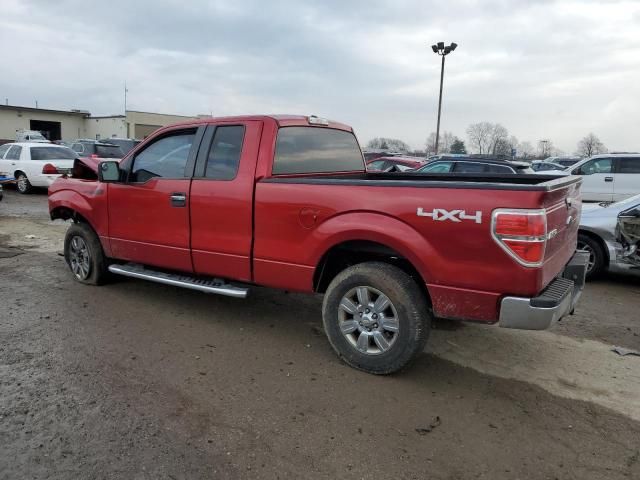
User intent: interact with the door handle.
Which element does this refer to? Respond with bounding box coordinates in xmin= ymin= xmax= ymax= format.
xmin=604 ymin=176 xmax=614 ymax=182
xmin=170 ymin=192 xmax=187 ymax=207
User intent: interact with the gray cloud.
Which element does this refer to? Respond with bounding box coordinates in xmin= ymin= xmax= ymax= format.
xmin=2 ymin=0 xmax=639 ymax=152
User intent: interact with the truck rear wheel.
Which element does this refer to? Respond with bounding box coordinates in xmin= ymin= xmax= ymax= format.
xmin=64 ymin=222 xmax=108 ymax=285
xmin=322 ymin=262 xmax=430 ymax=374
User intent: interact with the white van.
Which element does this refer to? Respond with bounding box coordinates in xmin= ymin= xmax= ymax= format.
xmin=15 ymin=129 xmax=50 ymax=143
xmin=570 ymin=154 xmax=640 ymax=202
xmin=0 ymin=142 xmax=77 ymax=193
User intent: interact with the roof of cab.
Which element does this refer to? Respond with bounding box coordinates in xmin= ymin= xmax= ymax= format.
xmin=166 ymin=114 xmax=353 ymax=132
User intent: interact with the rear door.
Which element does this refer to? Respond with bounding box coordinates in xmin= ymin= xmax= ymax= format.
xmin=189 ymin=121 xmax=262 ymax=281
xmin=613 ymin=157 xmax=640 ymax=201
xmin=107 ymin=126 xmax=204 ymax=271
xmin=573 ymin=157 xmax=614 ymax=202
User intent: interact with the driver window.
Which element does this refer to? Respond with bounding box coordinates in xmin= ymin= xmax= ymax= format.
xmin=131 ymin=130 xmax=195 ymax=182
xmin=579 ymin=158 xmax=612 ymax=175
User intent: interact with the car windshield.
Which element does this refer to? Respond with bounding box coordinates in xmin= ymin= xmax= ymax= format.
xmin=30 ymin=146 xmax=78 ymax=160
xmin=95 ymin=145 xmax=124 ymax=158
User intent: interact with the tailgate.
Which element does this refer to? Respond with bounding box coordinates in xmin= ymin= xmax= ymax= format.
xmin=539 ymin=179 xmax=582 ymax=287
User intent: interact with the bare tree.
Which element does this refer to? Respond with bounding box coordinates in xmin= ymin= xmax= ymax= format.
xmin=489 ymin=124 xmax=509 ymax=155
xmin=577 ymin=133 xmax=607 ymax=157
xmin=366 ymin=137 xmax=410 ymax=152
xmin=466 ymin=122 xmax=493 ymax=154
xmin=518 ymin=141 xmax=534 ymax=159
xmin=425 ymin=131 xmax=455 ymax=155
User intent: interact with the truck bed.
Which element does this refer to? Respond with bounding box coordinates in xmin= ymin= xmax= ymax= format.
xmin=262 ymin=172 xmax=580 ymax=191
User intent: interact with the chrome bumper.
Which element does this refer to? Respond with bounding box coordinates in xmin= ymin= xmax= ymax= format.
xmin=499 ymin=251 xmax=589 ymax=330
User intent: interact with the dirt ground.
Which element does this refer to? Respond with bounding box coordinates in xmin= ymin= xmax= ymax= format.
xmin=1 ymin=188 xmax=639 ymax=480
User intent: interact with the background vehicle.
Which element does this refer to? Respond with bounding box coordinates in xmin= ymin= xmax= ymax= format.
xmin=70 ymin=139 xmax=124 ymax=159
xmin=15 ymin=129 xmax=50 ymax=143
xmin=415 ymin=157 xmax=534 ymax=174
xmin=101 ymin=138 xmax=141 ymax=156
xmin=0 ymin=143 xmax=77 ymax=193
xmin=49 ymin=114 xmax=586 ymax=374
xmin=545 ymin=156 xmax=582 ymax=168
xmin=578 ymin=194 xmax=640 ymax=278
xmin=569 ymin=154 xmax=640 ymax=202
xmin=366 ymin=156 xmax=427 ymax=172
xmin=531 ymin=161 xmax=566 ymax=172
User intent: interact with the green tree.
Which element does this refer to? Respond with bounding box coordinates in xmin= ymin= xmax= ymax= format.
xmin=450 ymin=138 xmax=467 ymax=154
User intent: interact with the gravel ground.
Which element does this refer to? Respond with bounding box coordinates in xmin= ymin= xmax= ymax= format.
xmin=1 ymin=188 xmax=639 ymax=480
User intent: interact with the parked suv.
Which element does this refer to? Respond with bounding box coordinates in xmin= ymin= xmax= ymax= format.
xmin=101 ymin=138 xmax=140 ymax=156
xmin=569 ymin=154 xmax=640 ymax=202
xmin=70 ymin=140 xmax=124 ymax=159
xmin=415 ymin=156 xmax=534 ymax=174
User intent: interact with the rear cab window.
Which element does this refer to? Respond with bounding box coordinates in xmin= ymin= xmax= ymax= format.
xmin=272 ymin=127 xmax=364 ymax=175
xmin=30 ymin=146 xmax=77 ymax=160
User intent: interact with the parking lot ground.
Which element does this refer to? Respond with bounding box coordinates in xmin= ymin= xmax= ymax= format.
xmin=1 ymin=188 xmax=640 ymax=479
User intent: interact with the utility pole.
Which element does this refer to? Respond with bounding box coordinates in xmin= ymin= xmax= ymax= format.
xmin=124 ymin=81 xmax=128 ymax=115
xmin=430 ymin=41 xmax=458 ymax=154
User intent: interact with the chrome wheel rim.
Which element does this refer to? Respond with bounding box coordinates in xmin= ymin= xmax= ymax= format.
xmin=69 ymin=236 xmax=91 ymax=280
xmin=338 ymin=286 xmax=399 ymax=355
xmin=17 ymin=175 xmax=28 ymax=193
xmin=576 ymin=241 xmax=595 ymax=273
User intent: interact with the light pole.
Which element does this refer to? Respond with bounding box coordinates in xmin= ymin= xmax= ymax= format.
xmin=431 ymin=41 xmax=457 ymax=154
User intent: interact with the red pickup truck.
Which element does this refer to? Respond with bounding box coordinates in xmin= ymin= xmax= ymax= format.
xmin=48 ymin=115 xmax=588 ymax=374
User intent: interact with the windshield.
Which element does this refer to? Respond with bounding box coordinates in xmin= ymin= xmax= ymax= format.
xmin=30 ymin=146 xmax=78 ymax=160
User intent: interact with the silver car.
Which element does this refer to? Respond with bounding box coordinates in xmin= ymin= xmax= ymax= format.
xmin=578 ymin=194 xmax=640 ymax=278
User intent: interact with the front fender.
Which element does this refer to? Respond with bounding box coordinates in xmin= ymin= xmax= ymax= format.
xmin=310 ymin=211 xmax=436 ymax=284
xmin=48 ymin=182 xmax=109 ymax=238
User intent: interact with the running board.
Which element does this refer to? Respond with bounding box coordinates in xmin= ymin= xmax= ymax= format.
xmin=108 ymin=263 xmax=248 ymax=298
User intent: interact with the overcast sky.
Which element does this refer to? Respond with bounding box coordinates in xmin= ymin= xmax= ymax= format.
xmin=2 ymin=0 xmax=639 ymax=152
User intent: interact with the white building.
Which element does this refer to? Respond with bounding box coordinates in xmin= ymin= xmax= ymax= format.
xmin=0 ymin=104 xmax=204 ymax=144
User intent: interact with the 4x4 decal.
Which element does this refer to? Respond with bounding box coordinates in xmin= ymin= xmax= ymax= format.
xmin=417 ymin=207 xmax=482 ymax=224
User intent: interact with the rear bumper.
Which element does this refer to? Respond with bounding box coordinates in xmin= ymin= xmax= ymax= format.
xmin=498 ymin=251 xmax=589 ymax=330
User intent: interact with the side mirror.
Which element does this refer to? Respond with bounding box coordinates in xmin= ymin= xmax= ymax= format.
xmin=98 ymin=161 xmax=120 ymax=182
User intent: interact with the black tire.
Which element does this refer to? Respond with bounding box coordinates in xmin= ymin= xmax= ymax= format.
xmin=322 ymin=262 xmax=430 ymax=374
xmin=64 ymin=222 xmax=109 ymax=285
xmin=16 ymin=172 xmax=33 ymax=194
xmin=577 ymin=233 xmax=606 ymax=280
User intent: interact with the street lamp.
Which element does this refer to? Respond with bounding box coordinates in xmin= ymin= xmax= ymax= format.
xmin=431 ymin=41 xmax=457 ymax=154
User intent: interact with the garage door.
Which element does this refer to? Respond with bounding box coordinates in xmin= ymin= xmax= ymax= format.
xmin=134 ymin=124 xmax=162 ymax=139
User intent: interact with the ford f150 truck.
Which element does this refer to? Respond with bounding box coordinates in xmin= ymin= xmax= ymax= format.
xmin=48 ymin=115 xmax=588 ymax=374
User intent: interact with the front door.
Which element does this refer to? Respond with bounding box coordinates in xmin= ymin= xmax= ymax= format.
xmin=574 ymin=157 xmax=614 ymax=202
xmin=612 ymin=157 xmax=640 ymax=201
xmin=107 ymin=126 xmax=204 ymax=272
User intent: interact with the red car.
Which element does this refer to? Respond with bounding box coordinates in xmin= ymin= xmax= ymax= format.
xmin=49 ymin=114 xmax=587 ymax=374
xmin=366 ymin=156 xmax=427 ymax=172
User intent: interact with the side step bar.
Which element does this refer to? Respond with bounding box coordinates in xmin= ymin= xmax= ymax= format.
xmin=108 ymin=263 xmax=249 ymax=298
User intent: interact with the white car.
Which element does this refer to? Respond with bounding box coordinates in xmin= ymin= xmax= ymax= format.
xmin=0 ymin=142 xmax=77 ymax=193
xmin=568 ymin=154 xmax=640 ymax=202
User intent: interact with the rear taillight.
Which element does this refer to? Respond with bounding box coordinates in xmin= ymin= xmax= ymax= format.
xmin=492 ymin=209 xmax=547 ymax=266
xmin=42 ymin=163 xmax=59 ymax=174
xmin=90 ymin=154 xmax=99 ymax=159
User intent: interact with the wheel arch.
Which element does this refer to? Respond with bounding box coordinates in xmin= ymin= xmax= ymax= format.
xmin=578 ymin=228 xmax=610 ymax=266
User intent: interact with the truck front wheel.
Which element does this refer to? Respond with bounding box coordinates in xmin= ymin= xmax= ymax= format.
xmin=64 ymin=222 xmax=108 ymax=285
xmin=322 ymin=262 xmax=430 ymax=374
